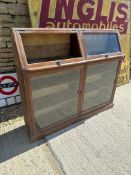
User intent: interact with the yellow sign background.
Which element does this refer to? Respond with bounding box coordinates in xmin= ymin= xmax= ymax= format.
xmin=28 ymin=0 xmax=130 ymax=85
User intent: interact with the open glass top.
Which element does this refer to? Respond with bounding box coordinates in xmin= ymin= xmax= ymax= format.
xmin=20 ymin=33 xmax=82 ymax=64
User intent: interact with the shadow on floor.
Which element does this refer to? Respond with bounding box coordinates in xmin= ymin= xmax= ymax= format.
xmin=0 ymin=126 xmax=45 ymax=163
xmin=0 ymin=120 xmax=84 ymax=163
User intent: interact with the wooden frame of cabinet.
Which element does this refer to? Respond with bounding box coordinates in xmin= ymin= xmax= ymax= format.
xmin=12 ymin=28 xmax=124 ymax=141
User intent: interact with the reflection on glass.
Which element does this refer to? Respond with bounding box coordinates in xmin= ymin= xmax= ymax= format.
xmin=83 ymin=33 xmax=120 ymax=56
xmin=83 ymin=60 xmax=119 ymax=111
xmin=31 ymin=70 xmax=80 ymax=128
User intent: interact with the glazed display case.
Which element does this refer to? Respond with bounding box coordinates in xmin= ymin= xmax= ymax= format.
xmin=12 ymin=28 xmax=124 ymax=141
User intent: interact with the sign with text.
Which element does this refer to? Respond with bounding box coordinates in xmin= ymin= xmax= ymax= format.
xmin=28 ymin=0 xmax=130 ymax=85
xmin=0 ymin=73 xmax=21 ymax=107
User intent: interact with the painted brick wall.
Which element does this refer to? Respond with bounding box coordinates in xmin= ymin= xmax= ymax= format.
xmin=0 ymin=0 xmax=30 ymax=73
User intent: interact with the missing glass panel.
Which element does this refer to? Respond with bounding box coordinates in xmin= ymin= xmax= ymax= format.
xmin=21 ymin=33 xmax=81 ymax=64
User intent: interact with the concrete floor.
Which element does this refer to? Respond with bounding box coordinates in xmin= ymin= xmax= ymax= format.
xmin=0 ymin=119 xmax=63 ymax=175
xmin=0 ymin=82 xmax=131 ymax=175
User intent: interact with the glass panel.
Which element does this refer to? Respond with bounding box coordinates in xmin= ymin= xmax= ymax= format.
xmin=83 ymin=60 xmax=119 ymax=111
xmin=31 ymin=70 xmax=80 ymax=129
xmin=83 ymin=33 xmax=120 ymax=56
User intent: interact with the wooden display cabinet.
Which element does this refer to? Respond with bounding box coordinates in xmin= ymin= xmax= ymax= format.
xmin=12 ymin=28 xmax=124 ymax=141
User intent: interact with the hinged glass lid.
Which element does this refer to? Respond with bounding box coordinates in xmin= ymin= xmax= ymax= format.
xmin=82 ymin=33 xmax=121 ymax=57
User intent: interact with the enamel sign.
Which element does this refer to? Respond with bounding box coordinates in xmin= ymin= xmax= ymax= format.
xmin=28 ymin=0 xmax=130 ymax=85
xmin=0 ymin=73 xmax=21 ymax=107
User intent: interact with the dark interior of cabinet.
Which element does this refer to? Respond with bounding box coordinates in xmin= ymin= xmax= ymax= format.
xmin=21 ymin=33 xmax=82 ymax=64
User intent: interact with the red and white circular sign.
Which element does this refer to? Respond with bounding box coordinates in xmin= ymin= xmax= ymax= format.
xmin=0 ymin=76 xmax=18 ymax=95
